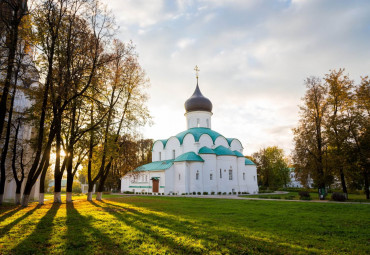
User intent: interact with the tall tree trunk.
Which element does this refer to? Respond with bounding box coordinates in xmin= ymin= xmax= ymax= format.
xmin=0 ymin=73 xmax=18 ymax=205
xmin=0 ymin=2 xmax=25 ymax=141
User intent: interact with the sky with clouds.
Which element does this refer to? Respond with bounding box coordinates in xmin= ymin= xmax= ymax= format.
xmin=103 ymin=0 xmax=370 ymax=155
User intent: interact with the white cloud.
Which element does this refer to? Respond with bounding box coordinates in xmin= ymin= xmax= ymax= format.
xmin=104 ymin=0 xmax=370 ymax=156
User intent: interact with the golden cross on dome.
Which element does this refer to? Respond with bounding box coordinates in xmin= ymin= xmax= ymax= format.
xmin=194 ymin=65 xmax=200 ymax=80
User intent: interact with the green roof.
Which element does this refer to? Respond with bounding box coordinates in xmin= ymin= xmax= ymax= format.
xmin=245 ymin=158 xmax=256 ymax=165
xmin=213 ymin=146 xmax=236 ymax=156
xmin=233 ymin=150 xmax=244 ymax=157
xmin=175 ymin=127 xmax=224 ymax=145
xmin=136 ymin=159 xmax=174 ymax=171
xmin=153 ymin=128 xmax=244 ymax=150
xmin=198 ymin=146 xmax=215 ymax=154
xmin=174 ymin=151 xmax=204 ymax=162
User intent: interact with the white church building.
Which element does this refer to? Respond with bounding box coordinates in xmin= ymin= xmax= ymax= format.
xmin=121 ymin=74 xmax=259 ymax=195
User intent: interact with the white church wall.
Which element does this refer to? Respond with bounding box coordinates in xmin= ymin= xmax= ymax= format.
xmin=164 ymin=166 xmax=175 ymax=194
xmin=189 ymin=162 xmax=204 ymax=194
xmin=200 ymin=154 xmax=217 ymax=193
xmin=214 ymin=136 xmax=229 ymax=148
xmin=121 ymin=170 xmax=166 ymax=194
xmin=198 ymin=134 xmax=213 ymax=149
xmin=185 ymin=111 xmax=212 ymax=129
xmin=164 ymin=137 xmax=181 ymax=160
xmin=182 ymin=134 xmax=197 ymax=154
xmin=236 ymin=158 xmax=248 ymax=193
xmin=173 ymin=162 xmax=187 ymax=194
xmin=216 ymin=155 xmax=239 ymax=193
xmin=152 ymin=141 xmax=164 ymax=161
xmin=230 ymin=139 xmax=243 ymax=152
xmin=245 ymin=165 xmax=259 ymax=194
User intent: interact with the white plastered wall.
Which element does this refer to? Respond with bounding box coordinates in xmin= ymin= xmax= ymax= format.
xmin=121 ymin=170 xmax=166 ymax=194
xmin=185 ymin=111 xmax=212 ymax=129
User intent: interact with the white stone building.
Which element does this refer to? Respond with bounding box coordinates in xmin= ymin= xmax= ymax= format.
xmin=121 ymin=80 xmax=259 ymax=195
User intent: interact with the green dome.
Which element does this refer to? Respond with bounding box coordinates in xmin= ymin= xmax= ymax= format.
xmin=198 ymin=147 xmax=215 ymax=154
xmin=213 ymin=146 xmax=235 ymax=156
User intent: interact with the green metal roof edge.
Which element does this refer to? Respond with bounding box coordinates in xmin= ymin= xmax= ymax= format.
xmin=174 ymin=127 xmax=227 ymax=146
xmin=135 ymin=159 xmax=174 ymax=171
xmin=151 ymin=139 xmax=168 ymax=151
xmin=226 ymin=138 xmax=243 ymax=148
xmin=174 ymin=151 xmax=205 ymax=162
xmin=245 ymin=158 xmax=256 ymax=165
xmin=213 ymin=145 xmax=236 ymax=156
xmin=198 ymin=146 xmax=216 ymax=154
xmin=233 ymin=150 xmax=244 ymax=157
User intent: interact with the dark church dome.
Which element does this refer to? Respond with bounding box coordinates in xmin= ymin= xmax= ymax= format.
xmin=185 ymin=83 xmax=213 ymax=113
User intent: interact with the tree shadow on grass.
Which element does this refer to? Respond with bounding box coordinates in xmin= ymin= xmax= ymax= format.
xmin=65 ymin=202 xmax=126 ymax=255
xmin=0 ymin=205 xmax=40 ymax=239
xmin=0 ymin=205 xmax=23 ymax=223
xmin=11 ymin=203 xmax=60 ymax=254
xmin=96 ymin=199 xmax=317 ymax=255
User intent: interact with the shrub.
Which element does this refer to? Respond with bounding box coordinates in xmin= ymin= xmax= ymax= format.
xmin=197 ymin=192 xmax=201 ymax=195
xmin=299 ymin=191 xmax=311 ymax=200
xmin=285 ymin=195 xmax=295 ymax=200
xmin=270 ymin=196 xmax=281 ymax=199
xmin=181 ymin=193 xmax=185 ymax=195
xmin=72 ymin=181 xmax=82 ymax=193
xmin=232 ymin=192 xmax=236 ymax=195
xmin=222 ymin=192 xmax=226 ymax=195
xmin=238 ymin=192 xmax=241 ymax=194
xmin=218 ymin=192 xmax=221 ymax=195
xmin=203 ymin=192 xmax=208 ymax=195
xmin=162 ymin=193 xmax=164 ymax=195
xmin=229 ymin=192 xmax=232 ymax=195
xmin=211 ymin=191 xmax=215 ymax=195
xmin=331 ymin=192 xmax=347 ymax=202
xmin=193 ymin=192 xmax=196 ymax=195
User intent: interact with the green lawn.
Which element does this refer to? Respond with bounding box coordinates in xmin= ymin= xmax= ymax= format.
xmin=242 ymin=192 xmax=368 ymax=202
xmin=0 ymin=196 xmax=369 ymax=254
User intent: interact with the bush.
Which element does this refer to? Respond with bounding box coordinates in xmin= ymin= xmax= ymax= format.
xmin=259 ymin=190 xmax=274 ymax=193
xmin=238 ymin=192 xmax=241 ymax=194
xmin=218 ymin=192 xmax=221 ymax=195
xmin=229 ymin=192 xmax=232 ymax=195
xmin=72 ymin=181 xmax=82 ymax=193
xmin=203 ymin=192 xmax=208 ymax=195
xmin=232 ymin=192 xmax=236 ymax=195
xmin=299 ymin=191 xmax=311 ymax=200
xmin=123 ymin=191 xmax=134 ymax=194
xmin=211 ymin=191 xmax=215 ymax=195
xmin=222 ymin=192 xmax=226 ymax=195
xmin=331 ymin=192 xmax=347 ymax=202
xmin=197 ymin=192 xmax=201 ymax=195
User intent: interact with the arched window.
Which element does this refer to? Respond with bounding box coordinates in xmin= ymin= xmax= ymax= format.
xmin=243 ymin=173 xmax=245 ymax=180
xmin=197 ymin=118 xmax=200 ymax=127
xmin=172 ymin=150 xmax=176 ymax=159
xmin=159 ymin=152 xmax=161 ymax=161
xmin=210 ymin=174 xmax=213 ymax=180
xmin=179 ymin=174 xmax=181 ymax=180
xmin=220 ymin=169 xmax=222 ymax=178
xmin=229 ymin=169 xmax=233 ymax=180
xmin=196 ymin=170 xmax=199 ymax=180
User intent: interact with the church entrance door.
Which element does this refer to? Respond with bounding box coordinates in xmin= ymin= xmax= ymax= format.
xmin=152 ymin=179 xmax=159 ymax=193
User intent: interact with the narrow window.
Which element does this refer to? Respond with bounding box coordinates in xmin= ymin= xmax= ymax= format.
xmin=243 ymin=173 xmax=245 ymax=180
xmin=197 ymin=118 xmax=200 ymax=127
xmin=229 ymin=170 xmax=233 ymax=180
xmin=196 ymin=170 xmax=199 ymax=180
xmin=210 ymin=174 xmax=213 ymax=180
xmin=220 ymin=169 xmax=222 ymax=178
xmin=206 ymin=119 xmax=209 ymax=128
xmin=254 ymin=176 xmax=256 ymax=181
xmin=172 ymin=150 xmax=176 ymax=159
xmin=179 ymin=174 xmax=181 ymax=180
xmin=159 ymin=152 xmax=161 ymax=161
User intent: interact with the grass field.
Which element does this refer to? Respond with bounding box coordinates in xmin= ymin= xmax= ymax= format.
xmin=0 ymin=196 xmax=369 ymax=254
xmin=242 ymin=192 xmax=368 ymax=202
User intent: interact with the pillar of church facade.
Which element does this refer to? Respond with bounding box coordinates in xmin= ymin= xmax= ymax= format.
xmin=185 ymin=111 xmax=212 ymax=129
